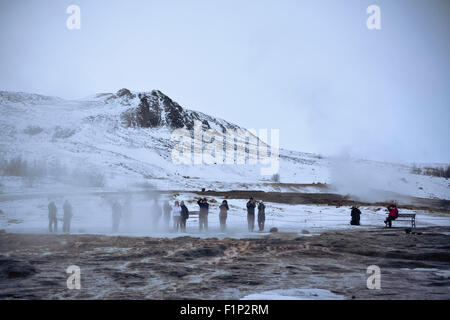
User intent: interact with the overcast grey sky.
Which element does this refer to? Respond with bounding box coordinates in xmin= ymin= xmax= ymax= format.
xmin=0 ymin=0 xmax=449 ymax=164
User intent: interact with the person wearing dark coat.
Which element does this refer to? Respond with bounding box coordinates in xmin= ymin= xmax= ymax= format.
xmin=197 ymin=198 xmax=209 ymax=231
xmin=62 ymin=200 xmax=73 ymax=233
xmin=350 ymin=206 xmax=361 ymax=226
xmin=246 ymin=197 xmax=256 ymax=232
xmin=180 ymin=201 xmax=189 ymax=232
xmin=48 ymin=201 xmax=58 ymax=233
xmin=257 ymin=201 xmax=266 ymax=231
xmin=219 ymin=200 xmax=229 ymax=232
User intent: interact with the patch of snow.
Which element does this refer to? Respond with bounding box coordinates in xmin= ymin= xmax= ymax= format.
xmin=241 ymin=288 xmax=345 ymax=300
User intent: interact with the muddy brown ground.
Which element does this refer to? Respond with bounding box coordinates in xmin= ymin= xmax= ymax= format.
xmin=2 ymin=187 xmax=449 ymax=212
xmin=0 ymin=226 xmax=449 ymax=300
xmin=182 ymin=189 xmax=450 ymax=212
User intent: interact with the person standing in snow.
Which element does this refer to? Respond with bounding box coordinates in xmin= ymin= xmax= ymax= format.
xmin=48 ymin=200 xmax=58 ymax=233
xmin=197 ymin=198 xmax=209 ymax=231
xmin=180 ymin=201 xmax=189 ymax=232
xmin=246 ymin=197 xmax=256 ymax=232
xmin=172 ymin=201 xmax=182 ymax=231
xmin=163 ymin=200 xmax=171 ymax=229
xmin=257 ymin=201 xmax=266 ymax=231
xmin=62 ymin=200 xmax=73 ymax=233
xmin=385 ymin=203 xmax=399 ymax=228
xmin=219 ymin=200 xmax=229 ymax=232
xmin=111 ymin=200 xmax=122 ymax=233
xmin=350 ymin=206 xmax=361 ymax=226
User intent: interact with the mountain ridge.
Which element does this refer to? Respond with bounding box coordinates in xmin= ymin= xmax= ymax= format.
xmin=0 ymin=88 xmax=245 ymax=133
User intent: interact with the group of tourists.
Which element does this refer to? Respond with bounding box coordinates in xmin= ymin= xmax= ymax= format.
xmin=170 ymin=200 xmax=190 ymax=232
xmin=167 ymin=197 xmax=267 ymax=233
xmin=105 ymin=196 xmax=267 ymax=233
xmin=47 ymin=196 xmax=401 ymax=234
xmin=47 ymin=200 xmax=73 ymax=233
xmin=246 ymin=197 xmax=266 ymax=232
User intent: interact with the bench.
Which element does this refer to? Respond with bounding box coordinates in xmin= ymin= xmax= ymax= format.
xmin=388 ymin=213 xmax=416 ymax=228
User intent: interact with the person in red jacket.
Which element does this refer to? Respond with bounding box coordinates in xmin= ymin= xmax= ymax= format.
xmin=385 ymin=203 xmax=399 ymax=228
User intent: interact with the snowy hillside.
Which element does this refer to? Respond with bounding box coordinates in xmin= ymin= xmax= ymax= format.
xmin=0 ymin=89 xmax=448 ymax=201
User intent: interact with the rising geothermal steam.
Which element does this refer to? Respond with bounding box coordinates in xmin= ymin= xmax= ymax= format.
xmin=329 ymin=154 xmax=412 ymax=203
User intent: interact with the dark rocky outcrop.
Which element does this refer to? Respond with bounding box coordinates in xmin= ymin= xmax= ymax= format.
xmin=116 ymin=88 xmax=135 ymax=99
xmin=119 ymin=89 xmax=239 ymax=131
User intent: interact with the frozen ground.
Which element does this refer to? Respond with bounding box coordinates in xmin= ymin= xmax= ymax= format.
xmin=1 ymin=226 xmax=449 ymax=299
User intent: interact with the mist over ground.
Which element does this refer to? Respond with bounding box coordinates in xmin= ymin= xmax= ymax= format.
xmin=330 ymin=154 xmax=408 ymax=202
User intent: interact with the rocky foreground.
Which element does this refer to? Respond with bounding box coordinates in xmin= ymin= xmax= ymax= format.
xmin=0 ymin=227 xmax=449 ymax=300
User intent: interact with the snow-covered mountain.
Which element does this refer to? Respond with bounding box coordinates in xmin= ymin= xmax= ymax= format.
xmin=0 ymin=89 xmax=448 ymax=201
